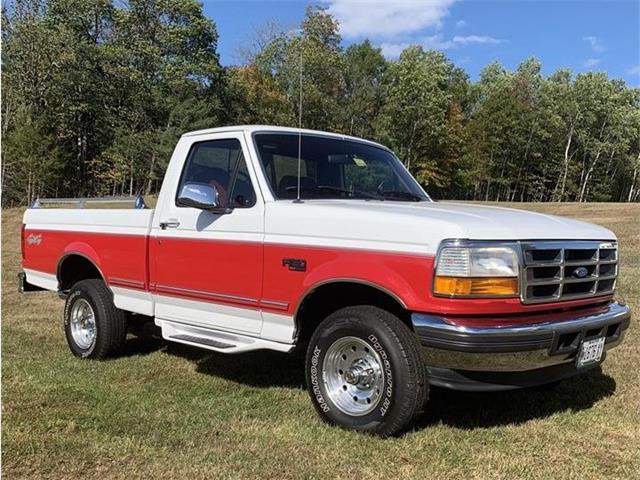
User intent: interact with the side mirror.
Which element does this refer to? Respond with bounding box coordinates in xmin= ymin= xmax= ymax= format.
xmin=177 ymin=182 xmax=232 ymax=214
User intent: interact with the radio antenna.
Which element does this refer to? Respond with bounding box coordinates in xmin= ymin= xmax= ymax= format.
xmin=294 ymin=30 xmax=303 ymax=203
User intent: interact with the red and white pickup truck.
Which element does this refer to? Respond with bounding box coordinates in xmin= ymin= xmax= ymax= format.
xmin=20 ymin=125 xmax=631 ymax=436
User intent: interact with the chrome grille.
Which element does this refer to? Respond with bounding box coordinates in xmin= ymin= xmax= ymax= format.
xmin=521 ymin=241 xmax=618 ymax=304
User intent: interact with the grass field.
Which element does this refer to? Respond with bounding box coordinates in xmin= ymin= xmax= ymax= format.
xmin=2 ymin=203 xmax=639 ymax=479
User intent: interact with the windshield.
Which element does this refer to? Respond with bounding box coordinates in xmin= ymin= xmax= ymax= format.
xmin=253 ymin=133 xmax=430 ymax=202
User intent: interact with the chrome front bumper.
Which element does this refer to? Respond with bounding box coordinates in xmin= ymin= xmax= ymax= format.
xmin=412 ymin=301 xmax=631 ymax=390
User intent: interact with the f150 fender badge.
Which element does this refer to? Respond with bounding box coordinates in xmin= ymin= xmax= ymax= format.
xmin=283 ymin=258 xmax=307 ymax=272
xmin=26 ymin=233 xmax=42 ymax=246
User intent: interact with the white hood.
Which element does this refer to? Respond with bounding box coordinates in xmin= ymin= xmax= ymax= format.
xmin=265 ymin=200 xmax=616 ymax=255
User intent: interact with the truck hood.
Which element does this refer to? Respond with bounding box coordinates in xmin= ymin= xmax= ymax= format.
xmin=265 ymin=200 xmax=616 ymax=255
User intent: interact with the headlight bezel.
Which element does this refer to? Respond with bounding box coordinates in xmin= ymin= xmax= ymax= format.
xmin=433 ymin=239 xmax=523 ymax=298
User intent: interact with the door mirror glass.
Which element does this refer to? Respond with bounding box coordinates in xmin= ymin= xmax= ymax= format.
xmin=177 ymin=182 xmax=219 ymax=210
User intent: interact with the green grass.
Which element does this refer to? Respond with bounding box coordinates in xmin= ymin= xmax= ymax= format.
xmin=2 ymin=203 xmax=639 ymax=479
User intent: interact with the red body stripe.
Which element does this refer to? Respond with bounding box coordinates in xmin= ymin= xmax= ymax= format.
xmin=22 ymin=229 xmax=613 ymax=320
xmin=23 ymin=229 xmax=148 ymax=290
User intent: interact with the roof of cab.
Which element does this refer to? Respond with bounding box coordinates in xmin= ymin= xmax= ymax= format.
xmin=181 ymin=125 xmax=387 ymax=149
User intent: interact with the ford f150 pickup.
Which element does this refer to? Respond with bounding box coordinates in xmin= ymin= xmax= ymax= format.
xmin=20 ymin=125 xmax=631 ymax=436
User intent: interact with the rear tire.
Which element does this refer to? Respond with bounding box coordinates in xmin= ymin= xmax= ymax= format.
xmin=305 ymin=306 xmax=428 ymax=437
xmin=64 ymin=279 xmax=127 ymax=359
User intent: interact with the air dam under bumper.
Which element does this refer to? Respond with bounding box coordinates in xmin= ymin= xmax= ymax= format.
xmin=412 ymin=301 xmax=631 ymax=391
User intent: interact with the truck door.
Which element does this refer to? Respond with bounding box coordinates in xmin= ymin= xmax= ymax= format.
xmin=151 ymin=133 xmax=264 ymax=334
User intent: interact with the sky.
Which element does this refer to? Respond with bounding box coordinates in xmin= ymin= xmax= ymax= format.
xmin=203 ymin=0 xmax=640 ymax=86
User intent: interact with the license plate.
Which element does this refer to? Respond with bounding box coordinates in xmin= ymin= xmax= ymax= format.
xmin=576 ymin=336 xmax=605 ymax=367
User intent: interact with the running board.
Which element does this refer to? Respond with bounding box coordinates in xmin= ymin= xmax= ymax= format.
xmin=170 ymin=334 xmax=234 ymax=349
xmin=156 ymin=319 xmax=293 ymax=354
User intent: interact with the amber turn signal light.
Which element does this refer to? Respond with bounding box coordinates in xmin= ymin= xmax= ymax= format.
xmin=434 ymin=276 xmax=519 ymax=297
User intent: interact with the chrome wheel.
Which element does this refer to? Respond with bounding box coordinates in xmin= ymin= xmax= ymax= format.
xmin=70 ymin=298 xmax=96 ymax=349
xmin=322 ymin=336 xmax=385 ymax=416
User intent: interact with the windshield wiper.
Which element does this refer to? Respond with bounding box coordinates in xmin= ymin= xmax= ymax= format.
xmin=381 ymin=190 xmax=425 ymax=202
xmin=317 ymin=185 xmax=384 ymax=200
xmin=285 ymin=185 xmax=383 ymax=200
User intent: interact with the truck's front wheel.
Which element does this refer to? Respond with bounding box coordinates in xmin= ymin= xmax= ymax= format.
xmin=305 ymin=306 xmax=428 ymax=436
xmin=64 ymin=279 xmax=127 ymax=359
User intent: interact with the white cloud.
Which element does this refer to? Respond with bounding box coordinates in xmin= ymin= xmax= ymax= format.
xmin=452 ymin=35 xmax=501 ymax=45
xmin=584 ymin=58 xmax=601 ymax=68
xmin=422 ymin=34 xmax=455 ymax=49
xmin=380 ymin=34 xmax=502 ymax=58
xmin=456 ymin=19 xmax=466 ymax=28
xmin=380 ymin=36 xmax=451 ymax=58
xmin=583 ymin=36 xmax=605 ymax=53
xmin=380 ymin=42 xmax=412 ymax=58
xmin=380 ymin=34 xmax=456 ymax=56
xmin=626 ymin=65 xmax=640 ymax=76
xmin=326 ymin=0 xmax=458 ymax=38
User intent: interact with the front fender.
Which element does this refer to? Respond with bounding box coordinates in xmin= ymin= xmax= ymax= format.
xmin=299 ymin=257 xmax=417 ymax=309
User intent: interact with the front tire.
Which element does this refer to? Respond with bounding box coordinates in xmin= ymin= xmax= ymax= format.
xmin=64 ymin=279 xmax=127 ymax=359
xmin=305 ymin=306 xmax=428 ymax=437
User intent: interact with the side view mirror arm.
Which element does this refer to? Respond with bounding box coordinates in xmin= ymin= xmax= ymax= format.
xmin=206 ymin=206 xmax=234 ymax=215
xmin=176 ymin=197 xmax=234 ymax=214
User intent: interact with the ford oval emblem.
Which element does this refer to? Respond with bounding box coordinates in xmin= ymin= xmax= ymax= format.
xmin=573 ymin=267 xmax=589 ymax=278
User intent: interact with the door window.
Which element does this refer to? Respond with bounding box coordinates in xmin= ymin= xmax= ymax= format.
xmin=177 ymin=139 xmax=257 ymax=208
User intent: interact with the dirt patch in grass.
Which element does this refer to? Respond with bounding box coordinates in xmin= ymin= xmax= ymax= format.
xmin=2 ymin=203 xmax=639 ymax=479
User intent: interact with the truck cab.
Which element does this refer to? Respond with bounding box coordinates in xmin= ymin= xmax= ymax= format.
xmin=20 ymin=125 xmax=631 ymax=436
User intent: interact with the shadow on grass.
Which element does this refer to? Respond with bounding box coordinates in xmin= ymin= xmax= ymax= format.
xmin=120 ymin=335 xmax=166 ymax=357
xmin=121 ymin=334 xmax=616 ymax=429
xmin=417 ymin=367 xmax=616 ymax=429
xmin=194 ymin=349 xmax=306 ymax=389
xmin=121 ymin=331 xmax=306 ymax=389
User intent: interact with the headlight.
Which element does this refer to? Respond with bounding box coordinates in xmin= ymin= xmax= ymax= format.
xmin=434 ymin=243 xmax=519 ymax=297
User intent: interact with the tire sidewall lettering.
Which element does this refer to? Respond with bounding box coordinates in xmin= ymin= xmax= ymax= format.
xmin=310 ymin=346 xmax=330 ymax=413
xmin=367 ymin=334 xmax=393 ymax=417
xmin=309 ymin=331 xmax=396 ymax=421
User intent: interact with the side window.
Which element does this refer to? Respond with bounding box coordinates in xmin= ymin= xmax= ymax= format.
xmin=178 ymin=139 xmax=257 ymax=208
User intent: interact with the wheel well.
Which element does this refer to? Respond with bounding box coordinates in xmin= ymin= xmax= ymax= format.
xmin=294 ymin=282 xmax=411 ymax=344
xmin=57 ymin=255 xmax=102 ymax=291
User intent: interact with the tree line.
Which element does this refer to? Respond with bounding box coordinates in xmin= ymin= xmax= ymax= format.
xmin=2 ymin=1 xmax=639 ymax=206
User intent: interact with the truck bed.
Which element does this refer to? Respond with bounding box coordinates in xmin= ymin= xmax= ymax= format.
xmin=22 ymin=208 xmax=154 ymax=300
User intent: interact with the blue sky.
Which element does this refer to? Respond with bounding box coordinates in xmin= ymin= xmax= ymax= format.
xmin=204 ymin=0 xmax=640 ymax=86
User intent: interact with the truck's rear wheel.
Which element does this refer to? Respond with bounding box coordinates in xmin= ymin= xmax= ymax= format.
xmin=64 ymin=279 xmax=127 ymax=359
xmin=305 ymin=306 xmax=428 ymax=437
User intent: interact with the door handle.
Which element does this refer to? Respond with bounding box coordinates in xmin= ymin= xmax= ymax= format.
xmin=159 ymin=219 xmax=180 ymax=230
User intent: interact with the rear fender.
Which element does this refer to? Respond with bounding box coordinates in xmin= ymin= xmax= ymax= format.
xmin=57 ymin=242 xmax=105 ymax=283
